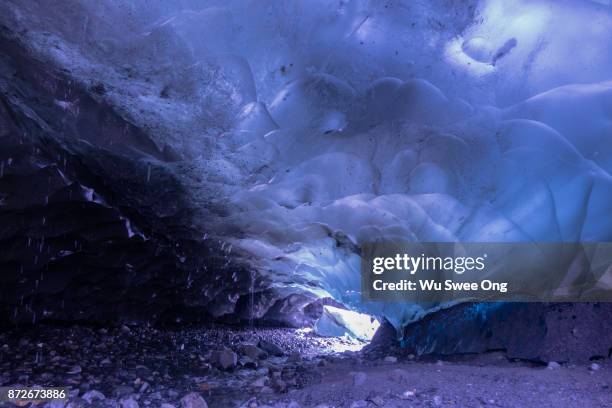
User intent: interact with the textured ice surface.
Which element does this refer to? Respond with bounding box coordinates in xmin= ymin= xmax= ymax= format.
xmin=314 ymin=305 xmax=380 ymax=341
xmin=3 ymin=0 xmax=612 ymax=329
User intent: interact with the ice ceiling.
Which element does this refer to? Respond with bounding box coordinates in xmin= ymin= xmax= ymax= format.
xmin=3 ymin=0 xmax=612 ymax=328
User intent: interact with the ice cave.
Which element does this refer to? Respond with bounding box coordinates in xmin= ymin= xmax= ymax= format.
xmin=0 ymin=0 xmax=612 ymax=407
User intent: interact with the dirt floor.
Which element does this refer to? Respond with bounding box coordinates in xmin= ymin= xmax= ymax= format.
xmin=1 ymin=325 xmax=610 ymax=408
xmin=256 ymin=356 xmax=612 ymax=408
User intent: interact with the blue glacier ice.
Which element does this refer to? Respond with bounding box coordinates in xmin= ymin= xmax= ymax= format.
xmin=3 ymin=0 xmax=612 ymax=330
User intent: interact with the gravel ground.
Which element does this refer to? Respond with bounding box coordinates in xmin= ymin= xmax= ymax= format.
xmin=0 ymin=325 xmax=609 ymax=408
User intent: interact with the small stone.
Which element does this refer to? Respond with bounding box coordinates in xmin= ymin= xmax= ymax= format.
xmin=114 ymin=385 xmax=135 ymax=397
xmin=435 ymin=360 xmax=444 ymax=366
xmin=407 ymin=354 xmax=415 ymax=360
xmin=160 ymin=404 xmax=176 ymax=408
xmin=250 ymin=377 xmax=267 ymax=388
xmin=120 ymin=398 xmax=139 ymax=408
xmin=590 ymin=363 xmax=601 ymax=371
xmin=384 ymin=356 xmax=397 ymax=363
xmin=287 ymin=351 xmax=301 ymax=363
xmin=370 ymin=396 xmax=384 ymax=406
xmin=352 ymin=371 xmax=367 ymax=386
xmin=139 ymin=382 xmax=150 ymax=393
xmin=547 ymin=361 xmax=561 ymax=370
xmin=286 ymin=402 xmax=301 ymax=408
xmin=66 ymin=365 xmax=82 ymax=375
xmin=239 ymin=355 xmax=258 ymax=369
xmin=258 ymin=340 xmax=284 ymax=356
xmin=240 ymin=344 xmax=268 ymax=360
xmin=180 ymin=392 xmax=208 ymax=408
xmin=82 ymin=390 xmax=105 ymax=403
xmin=400 ymin=390 xmax=416 ymax=399
xmin=211 ymin=349 xmax=238 ymax=370
xmin=271 ymin=377 xmax=287 ymax=393
xmin=433 ymin=395 xmax=443 ymax=406
xmin=260 ymin=386 xmax=274 ymax=394
xmin=350 ymin=401 xmax=368 ymax=408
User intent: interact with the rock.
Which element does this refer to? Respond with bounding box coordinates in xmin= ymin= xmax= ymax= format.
xmin=384 ymin=356 xmax=397 ymax=363
xmin=286 ymin=402 xmax=301 ymax=408
xmin=350 ymin=401 xmax=368 ymax=408
xmin=260 ymin=386 xmax=274 ymax=394
xmin=258 ymin=340 xmax=284 ymax=357
xmin=590 ymin=363 xmax=601 ymax=371
xmin=401 ymin=303 xmax=612 ymax=363
xmin=369 ymin=396 xmax=384 ymax=406
xmin=81 ymin=390 xmax=105 ymax=403
xmin=44 ymin=402 xmax=66 ymax=408
xmin=433 ymin=395 xmax=443 ymax=406
xmin=120 ymin=398 xmax=139 ymax=408
xmin=66 ymin=365 xmax=82 ymax=375
xmin=239 ymin=355 xmax=258 ymax=369
xmin=240 ymin=344 xmax=268 ymax=360
xmin=352 ymin=371 xmax=367 ymax=386
xmin=211 ymin=349 xmax=238 ymax=370
xmin=547 ymin=361 xmax=561 ymax=370
xmin=66 ymin=398 xmax=87 ymax=408
xmin=139 ymin=382 xmax=150 ymax=393
xmin=400 ymin=390 xmax=416 ymax=399
xmin=114 ymin=385 xmax=135 ymax=397
xmin=180 ymin=392 xmax=208 ymax=408
xmin=271 ymin=377 xmax=287 ymax=393
xmin=287 ymin=351 xmax=301 ymax=363
xmin=363 ymin=319 xmax=398 ymax=356
xmin=160 ymin=404 xmax=176 ymax=408
xmin=250 ymin=377 xmax=267 ymax=388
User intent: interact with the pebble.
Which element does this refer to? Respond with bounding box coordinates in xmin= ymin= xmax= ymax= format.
xmin=287 ymin=351 xmax=302 ymax=363
xmin=383 ymin=356 xmax=397 ymax=363
xmin=547 ymin=361 xmax=561 ymax=370
xmin=66 ymin=365 xmax=82 ymax=375
xmin=258 ymin=340 xmax=284 ymax=356
xmin=250 ymin=377 xmax=267 ymax=388
xmin=350 ymin=401 xmax=368 ymax=408
xmin=370 ymin=396 xmax=384 ymax=406
xmin=120 ymin=398 xmax=139 ymax=408
xmin=590 ymin=363 xmax=601 ymax=371
xmin=211 ymin=349 xmax=238 ymax=370
xmin=180 ymin=392 xmax=208 ymax=408
xmin=241 ymin=344 xmax=268 ymax=360
xmin=81 ymin=390 xmax=105 ymax=403
xmin=400 ymin=389 xmax=416 ymax=399
xmin=114 ymin=385 xmax=135 ymax=397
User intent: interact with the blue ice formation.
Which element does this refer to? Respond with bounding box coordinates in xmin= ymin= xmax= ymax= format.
xmin=4 ymin=0 xmax=612 ymax=329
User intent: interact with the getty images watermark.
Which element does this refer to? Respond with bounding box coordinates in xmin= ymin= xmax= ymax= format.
xmin=361 ymin=242 xmax=612 ymax=302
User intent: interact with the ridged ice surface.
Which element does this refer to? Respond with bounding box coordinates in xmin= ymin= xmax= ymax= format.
xmin=2 ymin=0 xmax=612 ymax=328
